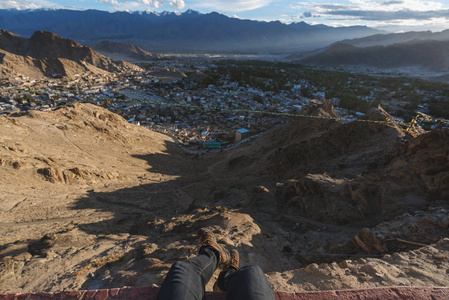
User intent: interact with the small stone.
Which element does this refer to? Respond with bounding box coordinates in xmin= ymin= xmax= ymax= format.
xmin=330 ymin=262 xmax=340 ymax=270
xmin=45 ymin=250 xmax=58 ymax=259
xmin=253 ymin=186 xmax=269 ymax=193
xmin=408 ymin=267 xmax=427 ymax=276
xmin=359 ymin=273 xmax=370 ymax=281
xmin=12 ymin=161 xmax=23 ymax=169
xmin=433 ymin=253 xmax=447 ymax=261
xmin=338 ymin=260 xmax=351 ymax=268
xmin=12 ymin=252 xmax=32 ymax=262
xmin=360 ymin=276 xmax=369 ymax=281
xmin=304 ymin=263 xmax=319 ymax=274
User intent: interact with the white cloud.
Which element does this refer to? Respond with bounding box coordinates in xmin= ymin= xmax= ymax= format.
xmin=169 ymin=0 xmax=185 ymax=9
xmin=0 ymin=0 xmax=54 ymax=9
xmin=107 ymin=0 xmax=163 ymax=10
xmin=123 ymin=0 xmax=184 ymax=11
xmin=137 ymin=0 xmax=163 ymax=8
xmin=100 ymin=0 xmax=120 ymax=5
xmin=281 ymin=0 xmax=449 ymax=32
xmin=375 ymin=16 xmax=449 ymax=31
xmin=193 ymin=0 xmax=272 ymax=12
xmin=0 ymin=0 xmax=170 ymax=11
xmin=308 ymin=0 xmax=446 ymax=14
xmin=287 ymin=0 xmax=449 ymax=28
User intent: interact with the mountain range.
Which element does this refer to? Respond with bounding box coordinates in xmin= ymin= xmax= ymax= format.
xmin=339 ymin=29 xmax=449 ymax=48
xmin=293 ymin=39 xmax=449 ymax=72
xmin=0 ymin=29 xmax=139 ymax=79
xmin=0 ymin=9 xmax=382 ymax=53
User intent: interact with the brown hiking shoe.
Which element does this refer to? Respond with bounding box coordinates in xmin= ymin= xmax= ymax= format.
xmin=213 ymin=249 xmax=240 ymax=292
xmin=197 ymin=228 xmax=230 ymax=267
xmin=227 ymin=249 xmax=239 ymax=270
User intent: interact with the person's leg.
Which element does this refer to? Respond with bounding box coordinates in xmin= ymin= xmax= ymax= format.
xmin=217 ymin=265 xmax=275 ymax=300
xmin=157 ymin=228 xmax=230 ymax=300
xmin=156 ymin=246 xmax=218 ymax=300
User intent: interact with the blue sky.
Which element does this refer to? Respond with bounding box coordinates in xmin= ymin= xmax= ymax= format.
xmin=1 ymin=0 xmax=449 ymax=32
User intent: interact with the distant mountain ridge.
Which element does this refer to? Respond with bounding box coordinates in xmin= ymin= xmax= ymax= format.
xmin=93 ymin=40 xmax=160 ymax=61
xmin=340 ymin=30 xmax=449 ymax=48
xmin=0 ymin=9 xmax=382 ymax=52
xmin=294 ymin=39 xmax=449 ymax=72
xmin=0 ymin=29 xmax=140 ymax=79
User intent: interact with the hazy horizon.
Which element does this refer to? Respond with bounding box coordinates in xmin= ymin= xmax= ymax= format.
xmin=0 ymin=0 xmax=448 ymax=33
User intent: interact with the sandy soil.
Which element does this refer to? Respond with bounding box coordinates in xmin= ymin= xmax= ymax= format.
xmin=0 ymin=103 xmax=448 ymax=293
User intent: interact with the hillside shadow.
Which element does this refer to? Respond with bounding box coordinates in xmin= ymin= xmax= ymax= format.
xmin=72 ymin=123 xmax=414 ymax=291
xmin=69 ymin=134 xmax=313 ymax=282
xmin=67 ymin=136 xmax=308 ymax=290
xmin=72 ymin=139 xmax=206 ymax=236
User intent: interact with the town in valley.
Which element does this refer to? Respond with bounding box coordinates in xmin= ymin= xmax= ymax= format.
xmin=2 ymin=57 xmax=449 ymax=152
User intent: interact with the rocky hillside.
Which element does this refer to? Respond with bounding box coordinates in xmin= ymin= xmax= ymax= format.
xmin=93 ymin=40 xmax=160 ymax=62
xmin=0 ymin=103 xmax=448 ymax=293
xmin=0 ymin=29 xmax=141 ymax=79
xmin=226 ymin=103 xmax=447 ymax=222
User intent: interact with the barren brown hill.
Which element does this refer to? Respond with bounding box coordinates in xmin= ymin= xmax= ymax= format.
xmin=93 ymin=40 xmax=160 ymax=62
xmin=0 ymin=29 xmax=141 ymax=79
xmin=0 ymin=103 xmax=448 ymax=294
